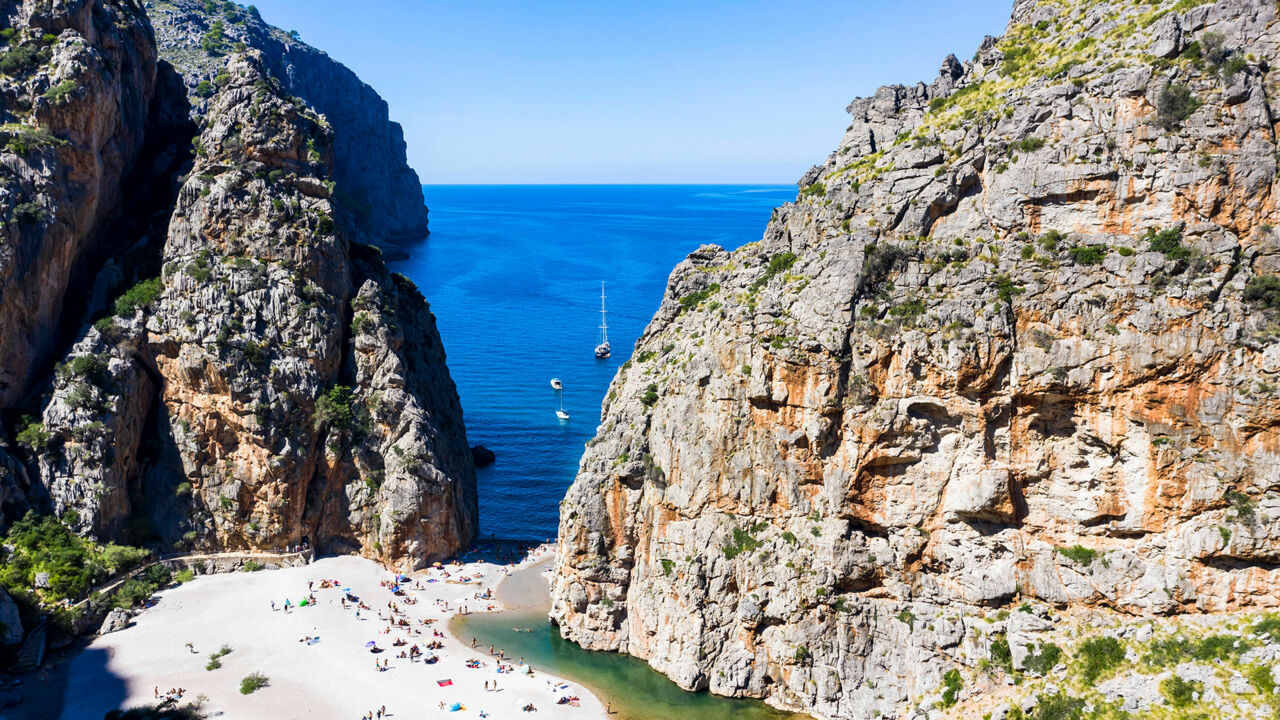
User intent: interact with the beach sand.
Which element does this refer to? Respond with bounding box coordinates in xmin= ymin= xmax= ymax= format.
xmin=46 ymin=549 xmax=606 ymax=719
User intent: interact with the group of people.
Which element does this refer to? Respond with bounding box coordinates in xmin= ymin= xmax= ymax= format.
xmin=152 ymin=686 xmax=186 ymax=702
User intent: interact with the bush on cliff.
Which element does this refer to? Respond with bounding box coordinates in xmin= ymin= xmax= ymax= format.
xmin=1156 ymin=82 xmax=1201 ymax=129
xmin=1244 ymin=275 xmax=1280 ymax=310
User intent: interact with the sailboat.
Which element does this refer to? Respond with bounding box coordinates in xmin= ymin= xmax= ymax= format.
xmin=594 ymin=282 xmax=611 ymax=359
xmin=554 ymin=384 xmax=570 ymax=421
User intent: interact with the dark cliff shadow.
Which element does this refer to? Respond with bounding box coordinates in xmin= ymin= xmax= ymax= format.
xmin=3 ymin=643 xmax=126 ymax=720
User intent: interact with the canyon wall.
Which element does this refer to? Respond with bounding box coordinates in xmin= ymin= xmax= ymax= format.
xmin=0 ymin=0 xmax=474 ymax=570
xmin=551 ymin=0 xmax=1280 ymax=718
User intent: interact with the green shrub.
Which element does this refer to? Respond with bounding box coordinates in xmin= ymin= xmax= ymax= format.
xmin=1201 ymin=31 xmax=1227 ymax=66
xmin=242 ymin=340 xmax=267 ymax=367
xmin=1039 ymin=230 xmax=1062 ymax=251
xmin=1022 ymin=642 xmax=1063 ymax=675
xmin=940 ymin=668 xmax=963 ymax=707
xmin=15 ymin=417 xmax=50 ymax=452
xmin=207 ymin=644 xmax=232 ymax=670
xmin=0 ymin=44 xmax=46 ymax=75
xmin=641 ymin=383 xmax=659 ymax=407
xmin=4 ymin=125 xmax=64 ymax=156
xmin=242 ymin=560 xmax=263 ymax=572
xmin=101 ymin=544 xmax=151 ymax=573
xmin=1077 ymin=637 xmax=1124 ymax=684
xmin=793 ymin=645 xmax=810 ymax=662
xmin=42 ymin=80 xmax=78 ymax=104
xmin=1056 ymin=545 xmax=1098 ymax=566
xmin=992 ymin=274 xmax=1024 ymax=305
xmin=113 ymin=277 xmax=163 ymax=317
xmin=990 ymin=633 xmax=1013 ymax=673
xmin=194 ymin=80 xmax=215 ymax=98
xmin=1159 ymin=675 xmax=1201 ymax=707
xmin=200 ymin=20 xmax=226 ymax=53
xmin=239 ymin=672 xmax=269 ymax=694
xmin=0 ymin=512 xmax=124 ymax=602
xmin=678 ymin=283 xmax=720 ymax=311
xmin=1222 ymin=54 xmax=1247 ymax=81
xmin=314 ymin=385 xmax=355 ymax=429
xmin=1157 ymin=83 xmax=1202 ymax=129
xmin=175 ymin=568 xmax=196 ymax=584
xmin=1247 ymin=663 xmax=1276 ymax=695
xmin=751 ymin=252 xmax=799 ymax=291
xmin=1013 ymin=137 xmax=1045 ymax=153
xmin=1244 ymin=275 xmax=1280 ymax=309
xmin=722 ymin=526 xmax=763 ymax=559
xmin=660 ymin=559 xmax=674 ymax=576
xmin=1067 ymin=245 xmax=1106 ymax=265
xmin=1146 ymin=227 xmax=1190 ymax=260
xmin=800 ymin=182 xmax=825 ymax=198
xmin=1023 ymin=691 xmax=1086 ymax=720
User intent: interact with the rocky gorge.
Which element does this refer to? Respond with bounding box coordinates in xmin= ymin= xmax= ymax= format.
xmin=550 ymin=0 xmax=1280 ymax=718
xmin=0 ymin=0 xmax=476 ymax=653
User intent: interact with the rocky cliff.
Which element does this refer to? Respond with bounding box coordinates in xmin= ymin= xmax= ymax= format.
xmin=551 ymin=0 xmax=1280 ymax=718
xmin=146 ymin=0 xmax=430 ymax=250
xmin=0 ymin=0 xmax=474 ymax=573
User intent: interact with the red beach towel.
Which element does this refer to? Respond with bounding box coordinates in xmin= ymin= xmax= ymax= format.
xmin=437 ymin=679 xmax=453 ymax=687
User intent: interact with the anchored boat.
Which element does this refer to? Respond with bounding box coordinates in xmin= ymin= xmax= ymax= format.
xmin=594 ymin=282 xmax=611 ymax=359
xmin=554 ymin=383 xmax=570 ymax=421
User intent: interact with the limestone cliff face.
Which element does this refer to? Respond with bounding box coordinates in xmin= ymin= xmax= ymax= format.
xmin=0 ymin=1 xmax=474 ymax=571
xmin=551 ymin=1 xmax=1280 ymax=718
xmin=0 ymin=0 xmax=155 ymax=414
xmin=146 ymin=0 xmax=429 ymax=249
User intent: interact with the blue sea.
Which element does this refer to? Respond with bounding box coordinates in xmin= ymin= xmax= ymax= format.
xmin=393 ymin=185 xmax=794 ymax=541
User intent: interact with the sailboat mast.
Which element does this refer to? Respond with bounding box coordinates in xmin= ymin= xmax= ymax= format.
xmin=599 ymin=282 xmax=609 ymax=344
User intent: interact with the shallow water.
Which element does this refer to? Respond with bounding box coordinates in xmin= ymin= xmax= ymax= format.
xmin=451 ymin=563 xmax=806 ymax=720
xmin=395 ymin=184 xmax=794 ymax=541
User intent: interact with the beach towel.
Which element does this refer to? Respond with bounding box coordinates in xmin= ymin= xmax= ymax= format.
xmin=437 ymin=679 xmax=453 ymax=687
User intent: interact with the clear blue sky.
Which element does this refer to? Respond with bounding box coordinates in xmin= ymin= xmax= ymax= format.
xmin=248 ymin=1 xmax=1012 ymax=184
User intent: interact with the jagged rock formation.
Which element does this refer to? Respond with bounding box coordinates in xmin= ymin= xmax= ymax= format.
xmin=146 ymin=0 xmax=429 ymax=249
xmin=0 ymin=0 xmax=155 ymax=419
xmin=551 ymin=1 xmax=1280 ymax=718
xmin=0 ymin=0 xmax=474 ymax=574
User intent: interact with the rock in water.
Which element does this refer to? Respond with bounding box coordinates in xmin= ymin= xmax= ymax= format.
xmin=472 ymin=445 xmax=497 ymax=468
xmin=550 ymin=1 xmax=1280 ymax=719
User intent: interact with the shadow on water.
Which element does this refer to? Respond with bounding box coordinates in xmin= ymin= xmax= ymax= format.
xmin=451 ymin=563 xmax=808 ymax=720
xmin=5 ymin=643 xmax=126 ymax=720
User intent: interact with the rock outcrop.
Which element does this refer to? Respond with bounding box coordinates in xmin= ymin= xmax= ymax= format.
xmin=146 ymin=0 xmax=429 ymax=249
xmin=0 ymin=1 xmax=475 ymax=571
xmin=551 ymin=1 xmax=1280 ymax=718
xmin=0 ymin=0 xmax=156 ymax=410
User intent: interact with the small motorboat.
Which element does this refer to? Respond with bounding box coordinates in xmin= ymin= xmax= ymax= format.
xmin=556 ymin=409 xmax=570 ymax=421
xmin=550 ymin=378 xmax=563 ymax=390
